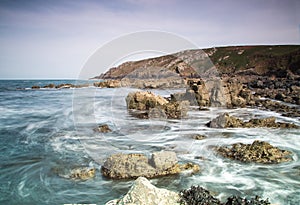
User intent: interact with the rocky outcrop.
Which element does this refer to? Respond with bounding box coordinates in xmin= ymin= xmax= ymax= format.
xmin=126 ymin=91 xmax=189 ymax=119
xmin=214 ymin=140 xmax=292 ymax=164
xmin=101 ymin=151 xmax=200 ymax=179
xmin=31 ymin=83 xmax=90 ymax=89
xmin=105 ymin=177 xmax=180 ymax=205
xmin=93 ymin=124 xmax=112 ymax=133
xmin=207 ymin=113 xmax=298 ymax=128
xmin=172 ymin=79 xmax=256 ymax=108
xmin=93 ymin=80 xmax=121 ymax=88
xmin=106 ymin=178 xmax=271 ymax=205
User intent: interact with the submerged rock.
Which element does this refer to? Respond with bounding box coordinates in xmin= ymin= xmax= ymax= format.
xmin=214 ymin=140 xmax=292 ymax=164
xmin=126 ymin=91 xmax=189 ymax=119
xmin=93 ymin=124 xmax=112 ymax=133
xmin=207 ymin=113 xmax=298 ymax=128
xmin=105 ymin=177 xmax=180 ymax=205
xmin=101 ymin=151 xmax=200 ymax=179
xmin=55 ymin=167 xmax=96 ymax=180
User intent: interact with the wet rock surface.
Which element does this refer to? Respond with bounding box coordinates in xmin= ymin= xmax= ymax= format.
xmin=93 ymin=124 xmax=112 ymax=133
xmin=180 ymin=186 xmax=271 ymax=205
xmin=207 ymin=113 xmax=298 ymax=128
xmin=126 ymin=91 xmax=189 ymax=119
xmin=105 ymin=177 xmax=180 ymax=205
xmin=54 ymin=167 xmax=96 ymax=180
xmin=214 ymin=140 xmax=292 ymax=164
xmin=101 ymin=151 xmax=200 ymax=179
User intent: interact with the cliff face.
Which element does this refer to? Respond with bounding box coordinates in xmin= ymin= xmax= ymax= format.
xmin=96 ymin=45 xmax=300 ymax=79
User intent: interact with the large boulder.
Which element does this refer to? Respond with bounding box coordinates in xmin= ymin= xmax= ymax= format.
xmin=101 ymin=151 xmax=200 ymax=179
xmin=214 ymin=140 xmax=292 ymax=164
xmin=126 ymin=91 xmax=189 ymax=119
xmin=105 ymin=177 xmax=180 ymax=205
xmin=207 ymin=113 xmax=298 ymax=128
xmin=126 ymin=91 xmax=168 ymax=110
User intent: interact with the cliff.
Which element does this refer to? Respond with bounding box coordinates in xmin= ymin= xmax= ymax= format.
xmin=95 ymin=45 xmax=300 ymax=79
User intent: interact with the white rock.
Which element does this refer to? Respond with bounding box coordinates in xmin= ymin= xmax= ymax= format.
xmin=105 ymin=177 xmax=180 ymax=205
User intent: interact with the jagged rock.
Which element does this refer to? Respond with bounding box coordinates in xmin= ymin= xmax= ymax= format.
xmin=93 ymin=124 xmax=112 ymax=133
xmin=126 ymin=91 xmax=189 ymax=119
xmin=180 ymin=185 xmax=221 ymax=205
xmin=101 ymin=151 xmax=200 ymax=179
xmin=126 ymin=91 xmax=168 ymax=110
xmin=105 ymin=177 xmax=180 ymax=205
xmin=207 ymin=113 xmax=298 ymax=128
xmin=214 ymin=140 xmax=292 ymax=164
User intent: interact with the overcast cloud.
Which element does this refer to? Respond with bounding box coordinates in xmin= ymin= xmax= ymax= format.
xmin=0 ymin=0 xmax=299 ymax=79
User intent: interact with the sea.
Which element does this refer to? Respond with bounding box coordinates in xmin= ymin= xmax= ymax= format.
xmin=0 ymin=80 xmax=299 ymax=205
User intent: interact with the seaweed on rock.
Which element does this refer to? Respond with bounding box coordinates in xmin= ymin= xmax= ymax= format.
xmin=179 ymin=186 xmax=271 ymax=205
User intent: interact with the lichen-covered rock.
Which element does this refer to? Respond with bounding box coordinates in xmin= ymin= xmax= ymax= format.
xmin=214 ymin=140 xmax=292 ymax=164
xmin=101 ymin=151 xmax=200 ymax=179
xmin=93 ymin=124 xmax=112 ymax=133
xmin=207 ymin=113 xmax=298 ymax=128
xmin=126 ymin=91 xmax=189 ymax=119
xmin=105 ymin=177 xmax=180 ymax=205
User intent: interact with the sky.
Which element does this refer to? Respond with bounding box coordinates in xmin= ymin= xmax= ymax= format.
xmin=0 ymin=0 xmax=299 ymax=79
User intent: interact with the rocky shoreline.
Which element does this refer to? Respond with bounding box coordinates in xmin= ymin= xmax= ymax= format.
xmin=45 ymin=45 xmax=299 ymax=204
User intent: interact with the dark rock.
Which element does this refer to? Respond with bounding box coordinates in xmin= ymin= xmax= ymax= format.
xmin=225 ymin=196 xmax=270 ymax=205
xmin=43 ymin=83 xmax=56 ymax=88
xmin=94 ymin=124 xmax=112 ymax=133
xmin=214 ymin=140 xmax=292 ymax=164
xmin=179 ymin=185 xmax=221 ymax=205
xmin=31 ymin=85 xmax=40 ymax=89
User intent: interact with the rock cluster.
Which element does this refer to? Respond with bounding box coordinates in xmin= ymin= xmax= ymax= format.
xmin=126 ymin=91 xmax=189 ymax=119
xmin=207 ymin=113 xmax=298 ymax=128
xmin=214 ymin=140 xmax=292 ymax=164
xmin=106 ymin=178 xmax=271 ymax=205
xmin=172 ymin=79 xmax=256 ymax=108
xmin=31 ymin=83 xmax=90 ymax=89
xmin=105 ymin=177 xmax=180 ymax=205
xmin=180 ymin=185 xmax=271 ymax=205
xmin=101 ymin=151 xmax=200 ymax=179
